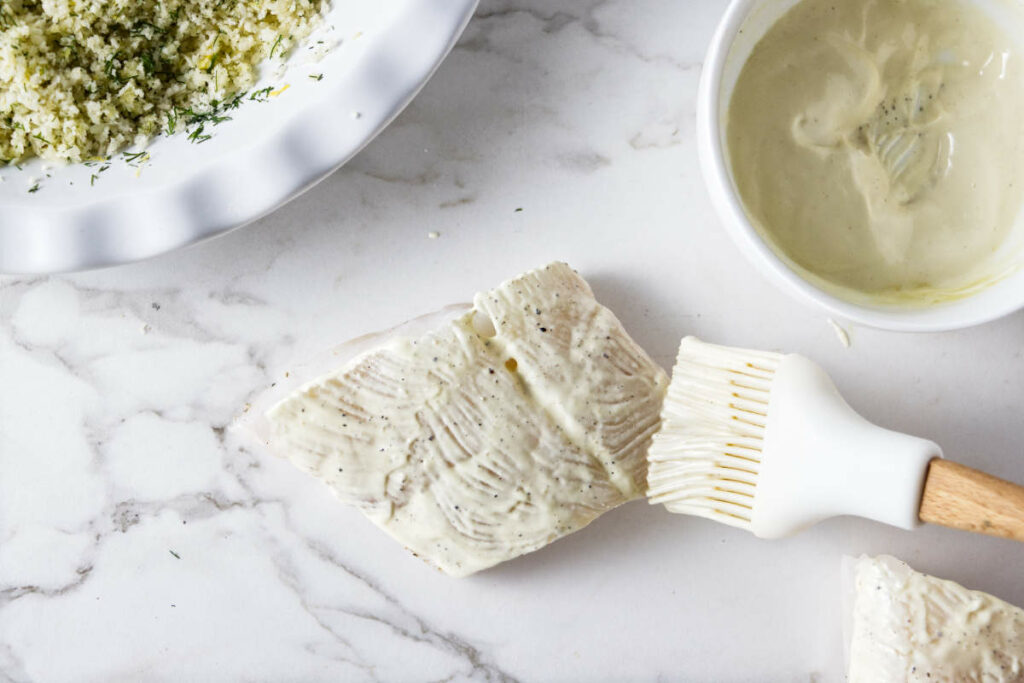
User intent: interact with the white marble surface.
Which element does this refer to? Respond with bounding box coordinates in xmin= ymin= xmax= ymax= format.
xmin=2 ymin=1 xmax=1023 ymax=680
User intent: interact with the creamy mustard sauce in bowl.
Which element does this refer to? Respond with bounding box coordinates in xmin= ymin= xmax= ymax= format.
xmin=697 ymin=0 xmax=1024 ymax=328
xmin=729 ymin=0 xmax=1024 ymax=303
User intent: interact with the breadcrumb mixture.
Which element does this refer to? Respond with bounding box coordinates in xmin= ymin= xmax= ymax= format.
xmin=0 ymin=0 xmax=325 ymax=163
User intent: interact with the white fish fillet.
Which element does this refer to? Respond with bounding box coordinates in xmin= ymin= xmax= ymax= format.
xmin=255 ymin=262 xmax=668 ymax=577
xmin=848 ymin=555 xmax=1024 ymax=682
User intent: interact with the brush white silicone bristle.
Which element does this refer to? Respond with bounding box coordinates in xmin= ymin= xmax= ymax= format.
xmin=647 ymin=337 xmax=942 ymax=538
xmin=646 ymin=339 xmax=780 ymax=531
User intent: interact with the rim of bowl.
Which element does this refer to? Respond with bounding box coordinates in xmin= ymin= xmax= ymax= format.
xmin=696 ymin=0 xmax=1024 ymax=332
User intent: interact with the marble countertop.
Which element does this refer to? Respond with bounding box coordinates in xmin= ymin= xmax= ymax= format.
xmin=2 ymin=1 xmax=1023 ymax=680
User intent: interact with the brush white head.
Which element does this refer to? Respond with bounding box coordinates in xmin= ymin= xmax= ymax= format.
xmin=646 ymin=337 xmax=781 ymax=532
xmin=647 ymin=337 xmax=941 ymax=538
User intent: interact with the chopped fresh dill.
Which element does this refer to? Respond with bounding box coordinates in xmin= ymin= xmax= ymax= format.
xmin=223 ymin=92 xmax=246 ymax=110
xmin=269 ymin=35 xmax=284 ymax=58
xmin=202 ymin=53 xmax=220 ymax=73
xmin=122 ymin=150 xmax=150 ymax=166
xmin=103 ymin=52 xmax=124 ymax=86
xmin=141 ymin=52 xmax=156 ymax=76
xmin=188 ymin=123 xmax=211 ymax=144
xmin=27 ymin=183 xmax=39 ymax=193
xmin=90 ymin=173 xmax=98 ymax=186
xmin=249 ymin=86 xmax=274 ymax=101
xmin=165 ymin=86 xmax=273 ymax=145
xmin=309 ymin=73 xmax=323 ymax=81
xmin=131 ymin=19 xmax=166 ymax=36
xmin=201 ymin=33 xmax=224 ymax=73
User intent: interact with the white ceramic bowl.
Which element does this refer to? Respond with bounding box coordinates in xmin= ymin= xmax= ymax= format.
xmin=0 ymin=0 xmax=478 ymax=274
xmin=697 ymin=0 xmax=1024 ymax=332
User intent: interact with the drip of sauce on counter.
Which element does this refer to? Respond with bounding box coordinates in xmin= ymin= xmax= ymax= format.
xmin=728 ymin=0 xmax=1024 ymax=302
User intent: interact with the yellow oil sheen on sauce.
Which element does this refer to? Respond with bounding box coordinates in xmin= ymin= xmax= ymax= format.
xmin=728 ymin=0 xmax=1024 ymax=302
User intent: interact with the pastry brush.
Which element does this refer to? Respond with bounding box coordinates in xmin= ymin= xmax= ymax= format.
xmin=646 ymin=337 xmax=1024 ymax=542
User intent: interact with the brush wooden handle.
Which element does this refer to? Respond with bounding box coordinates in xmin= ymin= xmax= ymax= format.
xmin=919 ymin=459 xmax=1024 ymax=542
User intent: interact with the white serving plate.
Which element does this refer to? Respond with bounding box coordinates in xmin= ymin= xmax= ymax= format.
xmin=0 ymin=0 xmax=478 ymax=274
